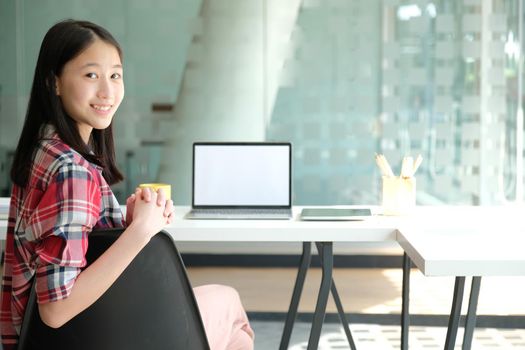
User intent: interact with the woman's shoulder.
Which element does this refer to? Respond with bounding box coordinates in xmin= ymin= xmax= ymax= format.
xmin=38 ymin=137 xmax=91 ymax=168
xmin=31 ymin=137 xmax=102 ymax=186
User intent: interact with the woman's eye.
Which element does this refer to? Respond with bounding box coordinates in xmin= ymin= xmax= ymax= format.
xmin=111 ymin=73 xmax=122 ymax=79
xmin=85 ymin=73 xmax=97 ymax=79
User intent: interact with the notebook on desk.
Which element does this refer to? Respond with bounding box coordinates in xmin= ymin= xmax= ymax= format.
xmin=185 ymin=142 xmax=293 ymax=220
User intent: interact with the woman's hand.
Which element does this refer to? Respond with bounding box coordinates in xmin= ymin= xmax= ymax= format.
xmin=125 ymin=188 xmax=174 ymax=225
xmin=158 ymin=188 xmax=175 ymax=223
xmin=130 ymin=187 xmax=173 ymax=240
xmin=125 ymin=193 xmax=136 ymax=225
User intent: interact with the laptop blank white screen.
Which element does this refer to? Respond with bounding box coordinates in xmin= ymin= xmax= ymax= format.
xmin=193 ymin=144 xmax=290 ymax=207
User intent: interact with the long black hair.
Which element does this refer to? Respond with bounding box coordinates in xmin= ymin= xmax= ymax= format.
xmin=10 ymin=19 xmax=124 ymax=187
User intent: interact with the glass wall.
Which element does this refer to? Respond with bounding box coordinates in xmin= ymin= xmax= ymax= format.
xmin=379 ymin=0 xmax=523 ymax=205
xmin=0 ymin=0 xmax=523 ymax=206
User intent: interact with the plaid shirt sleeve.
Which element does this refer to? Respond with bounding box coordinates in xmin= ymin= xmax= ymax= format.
xmin=28 ymin=162 xmax=101 ymax=304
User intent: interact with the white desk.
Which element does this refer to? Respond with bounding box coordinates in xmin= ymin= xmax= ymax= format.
xmin=396 ymin=207 xmax=525 ymax=350
xmin=398 ymin=228 xmax=525 ymax=276
xmin=0 ymin=206 xmax=398 ymax=242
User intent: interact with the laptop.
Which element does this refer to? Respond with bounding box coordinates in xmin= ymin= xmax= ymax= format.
xmin=185 ymin=142 xmax=293 ymax=220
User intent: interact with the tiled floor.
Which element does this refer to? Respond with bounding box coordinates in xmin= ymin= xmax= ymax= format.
xmin=187 ymin=266 xmax=525 ymax=349
xmin=250 ymin=323 xmax=525 ymax=349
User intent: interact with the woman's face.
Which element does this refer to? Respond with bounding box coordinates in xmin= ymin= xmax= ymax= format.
xmin=55 ymin=37 xmax=124 ymax=143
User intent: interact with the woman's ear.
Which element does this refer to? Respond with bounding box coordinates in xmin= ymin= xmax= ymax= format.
xmin=46 ymin=75 xmax=60 ymax=96
xmin=54 ymin=76 xmax=61 ymax=96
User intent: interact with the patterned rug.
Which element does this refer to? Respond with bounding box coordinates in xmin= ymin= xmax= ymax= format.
xmin=251 ymin=321 xmax=525 ymax=350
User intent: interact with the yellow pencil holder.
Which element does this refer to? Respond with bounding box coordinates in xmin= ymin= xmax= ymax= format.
xmin=138 ymin=183 xmax=171 ymax=200
xmin=381 ymin=176 xmax=416 ymax=216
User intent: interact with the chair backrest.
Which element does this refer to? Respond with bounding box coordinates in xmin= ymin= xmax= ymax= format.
xmin=17 ymin=228 xmax=210 ymax=350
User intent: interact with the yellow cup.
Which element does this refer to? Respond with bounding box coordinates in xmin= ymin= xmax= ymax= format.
xmin=381 ymin=176 xmax=416 ymax=216
xmin=138 ymin=183 xmax=171 ymax=200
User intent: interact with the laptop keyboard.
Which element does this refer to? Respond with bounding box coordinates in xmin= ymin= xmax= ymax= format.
xmin=187 ymin=208 xmax=292 ymax=220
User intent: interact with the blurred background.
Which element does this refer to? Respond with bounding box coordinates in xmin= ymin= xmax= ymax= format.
xmin=1 ymin=0 xmax=524 ymax=255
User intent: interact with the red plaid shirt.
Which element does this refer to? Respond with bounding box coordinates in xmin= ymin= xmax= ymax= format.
xmin=0 ymin=134 xmax=125 ymax=349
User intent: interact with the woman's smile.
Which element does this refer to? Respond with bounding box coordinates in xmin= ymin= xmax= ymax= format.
xmin=90 ymin=103 xmax=113 ymax=114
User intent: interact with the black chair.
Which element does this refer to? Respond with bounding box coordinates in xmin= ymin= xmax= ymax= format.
xmin=17 ymin=228 xmax=210 ymax=350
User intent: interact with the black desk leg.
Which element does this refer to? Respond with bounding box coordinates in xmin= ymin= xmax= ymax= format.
xmin=279 ymin=242 xmax=312 ymax=350
xmin=401 ymin=253 xmax=411 ymax=350
xmin=307 ymin=242 xmax=333 ymax=350
xmin=315 ymin=243 xmax=357 ymax=350
xmin=444 ymin=277 xmax=466 ymax=350
xmin=462 ymin=277 xmax=481 ymax=350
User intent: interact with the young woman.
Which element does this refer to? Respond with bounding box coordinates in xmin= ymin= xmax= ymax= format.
xmin=0 ymin=19 xmax=254 ymax=350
